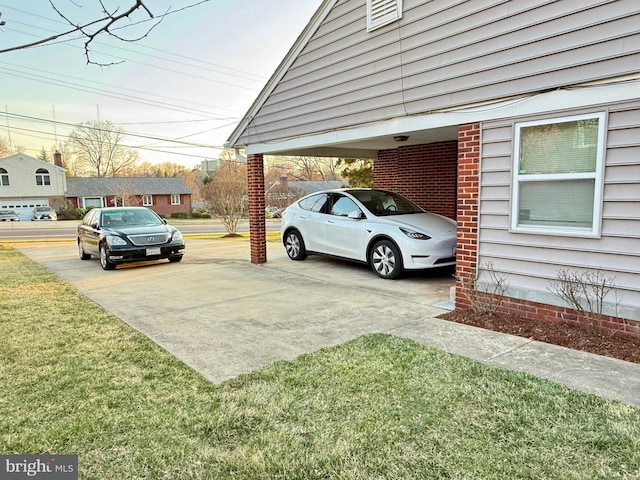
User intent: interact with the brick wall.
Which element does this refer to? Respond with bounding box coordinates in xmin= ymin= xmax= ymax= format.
xmin=492 ymin=296 xmax=640 ymax=338
xmin=455 ymin=124 xmax=481 ymax=310
xmin=248 ymin=154 xmax=266 ymax=264
xmin=374 ymin=141 xmax=457 ymax=219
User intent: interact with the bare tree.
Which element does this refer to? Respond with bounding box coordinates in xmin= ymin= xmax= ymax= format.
xmin=202 ymin=161 xmax=247 ymax=235
xmin=269 ymin=155 xmax=341 ymax=181
xmin=0 ymin=136 xmax=13 ymax=158
xmin=68 ymin=120 xmax=139 ymax=177
xmin=109 ymin=180 xmax=138 ymax=207
xmin=0 ymin=136 xmax=25 ymax=157
xmin=0 ymin=1 xmax=210 ymax=66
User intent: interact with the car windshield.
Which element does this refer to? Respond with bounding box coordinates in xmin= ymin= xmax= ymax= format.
xmin=348 ymin=190 xmax=424 ymax=216
xmin=101 ymin=209 xmax=164 ymax=227
xmin=35 ymin=207 xmax=50 ymax=212
xmin=0 ymin=210 xmax=14 ymax=214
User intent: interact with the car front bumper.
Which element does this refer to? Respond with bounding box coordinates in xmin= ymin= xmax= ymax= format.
xmin=400 ymin=236 xmax=457 ymax=270
xmin=106 ymin=243 xmax=185 ymax=264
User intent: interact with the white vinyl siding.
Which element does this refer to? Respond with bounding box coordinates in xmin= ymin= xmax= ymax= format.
xmin=479 ymin=99 xmax=640 ymax=321
xmin=367 ymin=0 xmax=402 ymax=31
xmin=234 ymin=0 xmax=640 ymax=146
xmin=511 ymin=113 xmax=605 ymax=237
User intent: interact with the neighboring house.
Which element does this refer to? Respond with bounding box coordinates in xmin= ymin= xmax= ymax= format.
xmin=66 ymin=177 xmax=192 ymax=217
xmin=227 ymin=0 xmax=640 ymax=337
xmin=266 ymin=177 xmax=346 ymax=214
xmin=0 ymin=153 xmax=67 ymax=220
xmin=0 ymin=153 xmax=193 ymax=218
xmin=266 ymin=176 xmax=345 ymax=202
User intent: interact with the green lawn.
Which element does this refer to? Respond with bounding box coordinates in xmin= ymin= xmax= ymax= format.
xmin=1 ymin=245 xmax=638 ymax=479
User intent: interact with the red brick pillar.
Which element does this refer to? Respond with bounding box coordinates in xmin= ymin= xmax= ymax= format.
xmin=455 ymin=124 xmax=480 ymax=310
xmin=247 ymin=154 xmax=267 ymax=264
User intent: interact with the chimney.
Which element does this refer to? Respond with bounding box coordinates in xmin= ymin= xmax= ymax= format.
xmin=53 ymin=151 xmax=63 ymax=167
xmin=279 ymin=175 xmax=288 ymax=189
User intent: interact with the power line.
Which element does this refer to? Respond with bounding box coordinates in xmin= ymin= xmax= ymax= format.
xmin=0 ymin=5 xmax=269 ymax=84
xmin=4 ymin=124 xmax=219 ymax=161
xmin=0 ymin=63 xmax=228 ymax=119
xmin=1 ymin=111 xmax=222 ymax=148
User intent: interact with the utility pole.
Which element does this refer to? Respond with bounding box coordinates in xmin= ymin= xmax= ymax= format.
xmin=4 ymin=105 xmax=12 ymax=150
xmin=52 ymin=105 xmax=59 ymax=144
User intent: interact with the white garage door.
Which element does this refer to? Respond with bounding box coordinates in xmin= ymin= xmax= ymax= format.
xmin=0 ymin=200 xmax=49 ymax=221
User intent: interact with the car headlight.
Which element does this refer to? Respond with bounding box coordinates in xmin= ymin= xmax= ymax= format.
xmin=400 ymin=227 xmax=431 ymax=240
xmin=172 ymin=230 xmax=183 ymax=241
xmin=106 ymin=235 xmax=127 ymax=246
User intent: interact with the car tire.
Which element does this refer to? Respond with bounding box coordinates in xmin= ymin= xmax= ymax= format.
xmin=168 ymin=256 xmax=183 ymax=263
xmin=370 ymin=239 xmax=402 ymax=279
xmin=284 ymin=230 xmax=307 ymax=261
xmin=78 ymin=240 xmax=91 ymax=260
xmin=100 ymin=243 xmax=116 ymax=270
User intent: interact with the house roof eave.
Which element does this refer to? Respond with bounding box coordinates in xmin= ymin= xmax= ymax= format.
xmin=243 ymin=79 xmax=640 ymax=157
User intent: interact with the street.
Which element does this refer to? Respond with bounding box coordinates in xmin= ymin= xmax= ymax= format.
xmin=0 ymin=219 xmax=282 ymax=240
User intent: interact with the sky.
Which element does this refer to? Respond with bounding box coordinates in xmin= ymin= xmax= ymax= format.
xmin=0 ymin=0 xmax=324 ymax=168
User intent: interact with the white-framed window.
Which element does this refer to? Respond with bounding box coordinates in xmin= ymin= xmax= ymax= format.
xmin=511 ymin=112 xmax=606 ymax=237
xmin=82 ymin=197 xmax=104 ymax=209
xmin=367 ymin=0 xmax=402 ymax=31
xmin=35 ymin=168 xmax=51 ymax=186
xmin=0 ymin=168 xmax=9 ymax=186
xmin=171 ymin=194 xmax=180 ymax=205
xmin=143 ymin=195 xmax=153 ymax=206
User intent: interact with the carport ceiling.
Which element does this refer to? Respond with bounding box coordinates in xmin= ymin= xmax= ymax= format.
xmin=256 ymin=125 xmax=459 ymax=159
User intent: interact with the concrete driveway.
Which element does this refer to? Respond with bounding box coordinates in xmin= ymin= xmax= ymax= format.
xmin=12 ymin=238 xmax=640 ymax=406
xmin=16 ymin=239 xmax=455 ymax=383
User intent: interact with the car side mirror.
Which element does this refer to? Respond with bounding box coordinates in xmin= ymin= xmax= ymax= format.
xmin=348 ymin=210 xmax=364 ymax=220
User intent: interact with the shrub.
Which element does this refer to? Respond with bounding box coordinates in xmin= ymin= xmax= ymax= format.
xmin=170 ymin=212 xmax=188 ymax=219
xmin=57 ymin=206 xmax=86 ymax=220
xmin=191 ymin=207 xmax=211 ymax=219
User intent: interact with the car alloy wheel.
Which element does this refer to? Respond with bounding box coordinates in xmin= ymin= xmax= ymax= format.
xmin=284 ymin=230 xmax=307 ymax=261
xmin=370 ymin=239 xmax=402 ymax=279
xmin=100 ymin=244 xmax=116 ymax=270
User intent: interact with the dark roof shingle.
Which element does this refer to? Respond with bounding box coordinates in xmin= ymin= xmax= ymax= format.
xmin=66 ymin=177 xmax=192 ymax=197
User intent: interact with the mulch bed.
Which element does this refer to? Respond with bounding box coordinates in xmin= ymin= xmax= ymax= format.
xmin=440 ymin=310 xmax=640 ymax=364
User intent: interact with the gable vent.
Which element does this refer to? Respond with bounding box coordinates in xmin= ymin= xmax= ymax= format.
xmin=367 ymin=0 xmax=402 ymax=31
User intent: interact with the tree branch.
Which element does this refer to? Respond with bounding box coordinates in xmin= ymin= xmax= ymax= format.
xmin=0 ymin=1 xmax=210 ymax=66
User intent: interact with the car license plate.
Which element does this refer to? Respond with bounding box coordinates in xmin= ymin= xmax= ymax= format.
xmin=147 ymin=247 xmax=161 ymax=256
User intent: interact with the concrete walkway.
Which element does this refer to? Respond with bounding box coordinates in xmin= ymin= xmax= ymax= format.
xmin=13 ymin=238 xmax=640 ymax=407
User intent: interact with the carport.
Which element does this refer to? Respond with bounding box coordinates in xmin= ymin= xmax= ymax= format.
xmin=226 ymin=124 xmax=479 ymax=314
xmin=224 ymin=3 xmax=481 ymax=312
